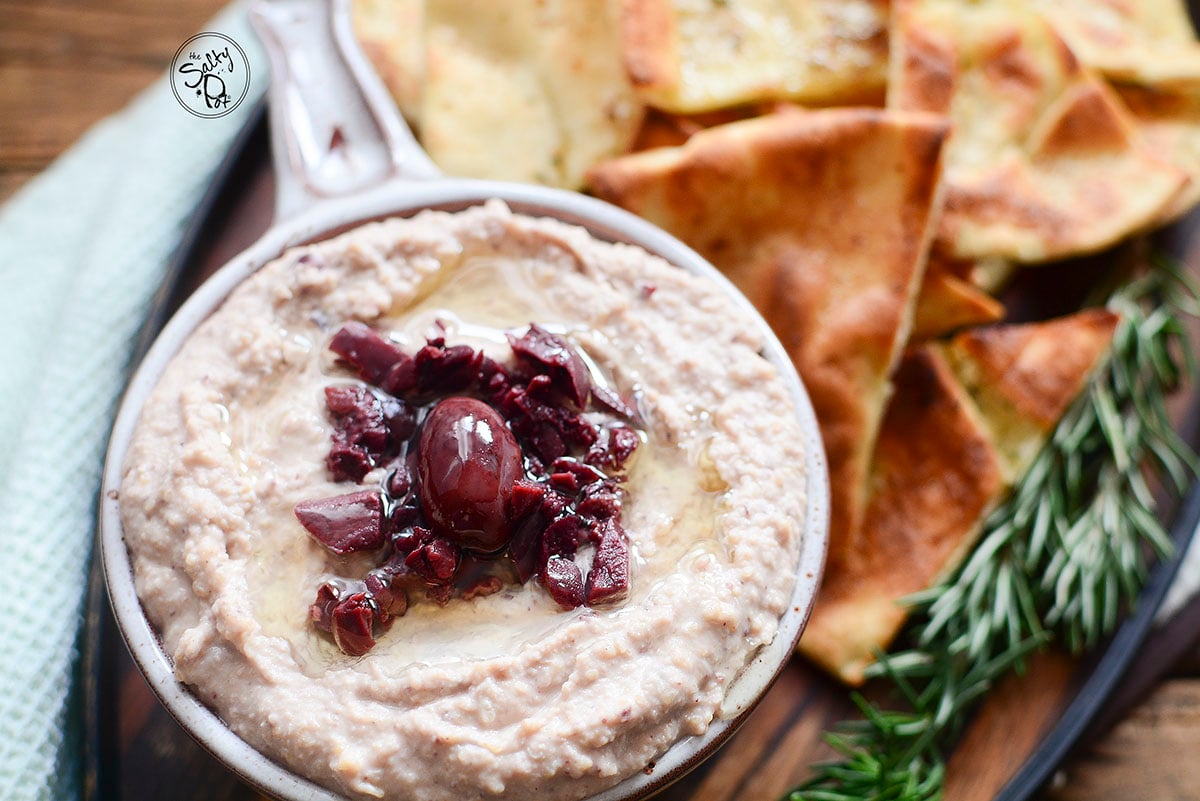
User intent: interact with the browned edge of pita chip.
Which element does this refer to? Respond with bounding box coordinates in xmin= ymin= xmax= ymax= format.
xmin=1027 ymin=78 xmax=1140 ymax=159
xmin=620 ymin=0 xmax=677 ymax=94
xmin=911 ymin=256 xmax=1006 ymax=342
xmin=799 ymin=346 xmax=1007 ymax=685
xmin=888 ymin=4 xmax=956 ymax=117
xmin=1117 ymin=84 xmax=1200 ymax=223
xmin=940 ymin=307 xmax=1121 ymax=481
xmin=631 ymin=105 xmax=772 ymax=152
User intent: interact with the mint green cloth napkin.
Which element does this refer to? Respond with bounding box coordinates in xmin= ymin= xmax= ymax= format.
xmin=0 ymin=5 xmax=265 ymax=799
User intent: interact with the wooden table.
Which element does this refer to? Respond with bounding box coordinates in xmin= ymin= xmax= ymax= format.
xmin=5 ymin=1 xmax=1200 ymax=799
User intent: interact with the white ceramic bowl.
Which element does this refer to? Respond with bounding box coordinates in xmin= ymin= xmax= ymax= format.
xmin=98 ymin=2 xmax=830 ymax=799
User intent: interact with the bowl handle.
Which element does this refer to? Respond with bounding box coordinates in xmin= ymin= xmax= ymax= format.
xmin=249 ymin=0 xmax=440 ymax=221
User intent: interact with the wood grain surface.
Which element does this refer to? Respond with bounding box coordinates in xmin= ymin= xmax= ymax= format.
xmin=9 ymin=2 xmax=1200 ymax=800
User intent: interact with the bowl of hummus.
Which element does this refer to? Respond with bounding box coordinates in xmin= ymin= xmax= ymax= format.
xmin=98 ymin=3 xmax=829 ymax=800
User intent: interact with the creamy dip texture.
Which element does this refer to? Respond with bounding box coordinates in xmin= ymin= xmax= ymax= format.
xmin=119 ymin=201 xmax=808 ymax=800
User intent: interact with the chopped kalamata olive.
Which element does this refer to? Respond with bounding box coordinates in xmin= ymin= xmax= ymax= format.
xmin=364 ymin=569 xmax=409 ymax=621
xmin=309 ymin=583 xmax=340 ymax=633
xmin=329 ymin=322 xmax=410 ymax=385
xmin=477 ymin=356 xmax=513 ymax=399
xmin=508 ymin=515 xmax=546 ymax=584
xmin=585 ymin=424 xmax=640 ymax=471
xmin=324 ymin=383 xmax=369 ymax=418
xmin=499 ymin=379 xmax=598 ymax=464
xmin=586 ymin=519 xmax=630 ymax=604
xmin=589 ymin=384 xmax=636 ymax=419
xmin=406 ymin=339 xmax=483 ymax=397
xmin=542 ymin=556 xmax=585 ymax=609
xmin=508 ymin=325 xmax=591 ymax=408
xmin=549 ymin=458 xmax=604 ymax=493
xmin=405 ymin=537 xmax=462 ymax=585
xmin=576 ymin=480 xmax=622 ymax=520
xmin=540 ymin=489 xmax=570 ymax=519
xmin=388 ymin=500 xmax=422 ymax=534
xmin=507 ymin=478 xmax=546 ymax=520
xmin=387 ymin=462 xmax=412 ymax=497
xmin=540 ymin=516 xmax=589 ymax=563
xmin=417 ymin=397 xmax=523 ymax=553
xmin=379 ymin=357 xmax=418 ymax=397
xmin=378 ymin=393 xmax=417 ymax=445
xmin=326 ymin=443 xmax=374 ymax=484
xmin=550 ymin=472 xmax=580 ymax=493
xmin=331 ymin=592 xmax=378 ymax=656
xmin=391 ymin=523 xmax=426 ymax=554
xmin=523 ymin=373 xmax=557 ymax=404
xmin=324 ymin=385 xmax=388 ymax=482
xmin=295 ymin=491 xmax=385 ymax=554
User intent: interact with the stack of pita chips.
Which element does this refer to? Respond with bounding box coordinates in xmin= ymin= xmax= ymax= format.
xmin=587 ymin=109 xmax=1121 ymax=683
xmin=890 ymin=0 xmax=1187 ymax=264
xmin=801 ymin=311 xmax=1118 ymax=682
xmin=1026 ymin=0 xmax=1200 ymax=223
xmin=353 ymin=0 xmax=642 ymax=187
xmin=352 ymin=0 xmax=1200 ymax=684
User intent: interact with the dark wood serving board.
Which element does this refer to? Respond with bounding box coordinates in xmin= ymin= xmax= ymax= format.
xmin=84 ymin=105 xmax=1200 ymax=801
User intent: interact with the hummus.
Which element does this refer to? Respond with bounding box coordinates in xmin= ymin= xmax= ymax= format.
xmin=119 ymin=201 xmax=808 ymax=800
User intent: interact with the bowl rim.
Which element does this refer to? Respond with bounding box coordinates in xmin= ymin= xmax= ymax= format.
xmin=99 ymin=179 xmax=830 ymax=801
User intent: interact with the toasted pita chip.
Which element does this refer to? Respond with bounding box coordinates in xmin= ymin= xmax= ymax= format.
xmin=588 ymin=106 xmax=948 ymax=561
xmin=801 ymin=308 xmax=1119 ymax=684
xmin=420 ymin=0 xmax=642 ymax=188
xmin=890 ymin=0 xmax=1186 ymax=263
xmin=621 ymin=0 xmax=889 ymax=113
xmin=1030 ymin=0 xmax=1200 ymax=89
xmin=799 ymin=347 xmax=1006 ymax=684
xmin=911 ymin=255 xmax=1005 ymax=342
xmin=351 ymin=0 xmax=425 ymax=124
xmin=940 ymin=307 xmax=1120 ymax=481
xmin=631 ymin=106 xmax=769 ymax=151
xmin=1118 ymin=85 xmax=1200 ymax=222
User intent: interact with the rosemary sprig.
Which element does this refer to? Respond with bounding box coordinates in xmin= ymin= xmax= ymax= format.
xmin=787 ymin=260 xmax=1200 ymax=801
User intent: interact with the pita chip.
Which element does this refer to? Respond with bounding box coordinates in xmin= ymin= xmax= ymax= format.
xmin=621 ymin=0 xmax=889 ymax=113
xmin=911 ymin=254 xmax=1005 ymax=342
xmin=1118 ymin=85 xmax=1200 ymax=222
xmin=940 ymin=307 xmax=1121 ymax=482
xmin=630 ymin=106 xmax=771 ymax=152
xmin=1030 ymin=0 xmax=1200 ymax=89
xmin=419 ymin=0 xmax=642 ymax=188
xmin=352 ymin=0 xmax=426 ymax=124
xmin=799 ymin=346 xmax=1006 ymax=684
xmin=588 ymin=106 xmax=948 ymax=564
xmin=801 ymin=308 xmax=1119 ymax=684
xmin=890 ymin=0 xmax=1186 ymax=263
